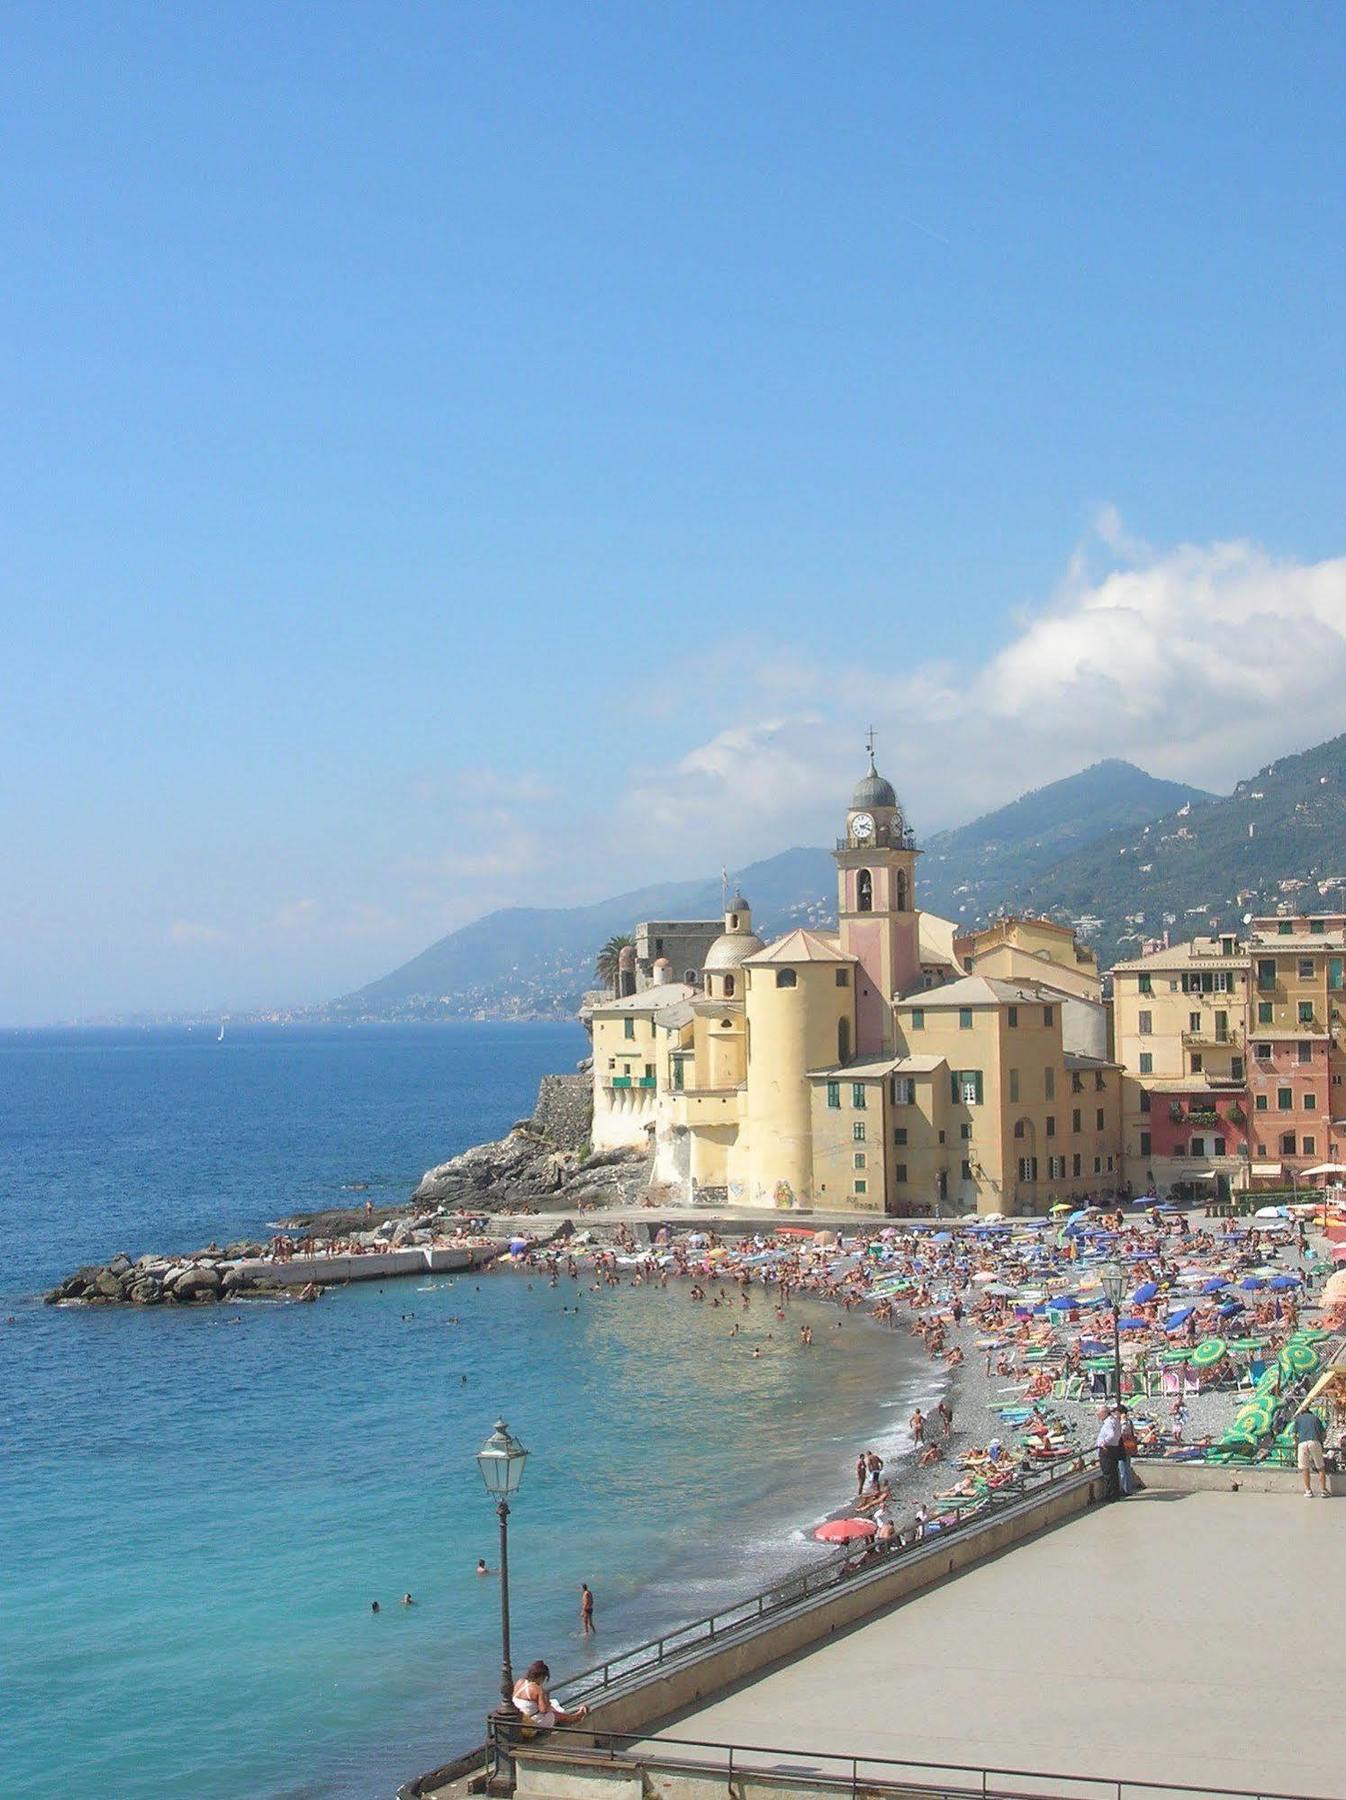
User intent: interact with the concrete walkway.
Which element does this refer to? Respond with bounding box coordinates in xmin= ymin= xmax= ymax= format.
xmin=648 ymin=1491 xmax=1344 ymax=1798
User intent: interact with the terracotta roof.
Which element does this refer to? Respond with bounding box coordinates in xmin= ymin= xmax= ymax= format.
xmin=589 ymin=984 xmax=697 ymax=1017
xmin=1111 ymin=939 xmax=1245 ymax=974
xmin=744 ymin=929 xmax=856 ymax=966
xmin=903 ymin=974 xmax=1070 ymax=1009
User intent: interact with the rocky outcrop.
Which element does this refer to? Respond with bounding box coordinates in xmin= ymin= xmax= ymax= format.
xmin=412 ymin=1129 xmax=647 ymax=1213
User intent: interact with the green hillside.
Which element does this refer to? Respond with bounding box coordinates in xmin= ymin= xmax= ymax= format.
xmin=998 ymin=732 xmax=1346 ymax=963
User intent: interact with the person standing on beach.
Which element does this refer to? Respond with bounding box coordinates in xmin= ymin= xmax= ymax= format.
xmin=936 ymin=1398 xmax=953 ymax=1438
xmin=909 ymin=1407 xmax=925 ymax=1445
xmin=1095 ymin=1403 xmax=1125 ymax=1501
xmin=856 ymin=1452 xmax=868 ymax=1496
xmin=1294 ymin=1405 xmax=1330 ymax=1497
xmin=580 ymin=1583 xmax=595 ymax=1633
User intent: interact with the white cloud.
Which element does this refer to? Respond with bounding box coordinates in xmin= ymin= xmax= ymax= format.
xmin=169 ymin=920 xmax=232 ymax=947
xmin=606 ymin=520 xmax=1346 ymax=858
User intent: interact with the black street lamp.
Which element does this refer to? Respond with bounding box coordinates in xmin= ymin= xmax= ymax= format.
xmin=1100 ymin=1261 xmax=1127 ymax=1406
xmin=476 ymin=1418 xmax=529 ymax=1721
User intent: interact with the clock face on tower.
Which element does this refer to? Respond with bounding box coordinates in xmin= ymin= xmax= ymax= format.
xmin=851 ymin=812 xmax=875 ymax=841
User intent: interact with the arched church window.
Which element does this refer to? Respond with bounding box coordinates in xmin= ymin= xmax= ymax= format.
xmin=857 ymin=870 xmax=873 ymax=913
xmin=729 ymin=913 xmax=739 ymax=929
xmin=838 ymin=1016 xmax=850 ymax=1063
xmin=684 ymin=969 xmax=696 ymax=986
xmin=776 ymin=968 xmax=798 ymax=989
xmin=895 ymin=871 xmax=908 ymax=912
xmin=724 ymin=973 xmax=735 ymax=998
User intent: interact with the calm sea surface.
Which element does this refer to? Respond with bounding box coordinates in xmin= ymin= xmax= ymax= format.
xmin=0 ymin=1025 xmax=937 ymax=1798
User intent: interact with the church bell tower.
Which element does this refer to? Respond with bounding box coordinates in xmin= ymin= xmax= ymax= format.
xmin=834 ymin=734 xmax=921 ymax=1055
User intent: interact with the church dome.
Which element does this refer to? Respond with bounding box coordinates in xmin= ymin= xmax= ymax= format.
xmin=851 ymin=755 xmax=898 ymax=812
xmin=704 ymin=928 xmax=765 ymax=971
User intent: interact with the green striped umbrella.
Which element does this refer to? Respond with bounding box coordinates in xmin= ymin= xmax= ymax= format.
xmin=1232 ymin=1404 xmax=1274 ymax=1437
xmin=1190 ymin=1338 xmax=1227 ymax=1369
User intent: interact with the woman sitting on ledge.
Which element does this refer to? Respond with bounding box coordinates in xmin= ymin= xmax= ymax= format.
xmin=512 ymin=1661 xmax=590 ymax=1730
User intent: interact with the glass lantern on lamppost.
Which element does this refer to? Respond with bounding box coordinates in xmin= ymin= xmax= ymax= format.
xmin=1100 ymin=1262 xmax=1128 ymax=1406
xmin=476 ymin=1419 xmax=529 ymax=1720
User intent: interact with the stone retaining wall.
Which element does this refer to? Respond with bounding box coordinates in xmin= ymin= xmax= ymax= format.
xmin=531 ymin=1074 xmax=594 ymax=1151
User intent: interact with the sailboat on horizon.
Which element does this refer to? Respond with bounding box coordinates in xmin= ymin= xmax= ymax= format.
xmin=217 ymin=1021 xmax=226 ymax=1042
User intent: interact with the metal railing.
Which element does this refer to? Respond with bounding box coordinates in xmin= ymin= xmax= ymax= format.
xmin=530 ymin=1723 xmax=1337 ymax=1800
xmin=558 ymin=1456 xmax=1090 ymax=1709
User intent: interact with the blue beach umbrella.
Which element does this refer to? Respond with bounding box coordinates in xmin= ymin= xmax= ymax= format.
xmin=1201 ymin=1277 xmax=1227 ymax=1294
xmin=1132 ymin=1281 xmax=1159 ymax=1303
xmin=1162 ymin=1305 xmax=1196 ymax=1331
xmin=1240 ymin=1276 xmax=1266 ymax=1292
xmin=1218 ymin=1300 xmax=1243 ymax=1317
xmin=1269 ymin=1274 xmax=1301 ymax=1291
xmin=1118 ymin=1315 xmax=1149 ymax=1330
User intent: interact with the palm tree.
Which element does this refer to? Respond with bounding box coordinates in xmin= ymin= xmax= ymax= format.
xmin=595 ymin=933 xmax=633 ymax=995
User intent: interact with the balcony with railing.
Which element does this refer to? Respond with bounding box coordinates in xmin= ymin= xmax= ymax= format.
xmin=1182 ymin=1027 xmax=1241 ymax=1048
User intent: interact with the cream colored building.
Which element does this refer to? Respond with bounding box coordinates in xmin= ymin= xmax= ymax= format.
xmin=592 ymin=755 xmax=1124 ymax=1217
xmin=1110 ymin=933 xmax=1251 ymax=1197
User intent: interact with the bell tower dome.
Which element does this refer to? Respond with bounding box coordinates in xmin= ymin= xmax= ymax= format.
xmin=834 ymin=732 xmax=922 ymax=1053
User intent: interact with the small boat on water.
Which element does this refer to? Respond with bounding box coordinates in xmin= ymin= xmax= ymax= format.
xmin=217 ymin=1022 xmax=226 ymax=1042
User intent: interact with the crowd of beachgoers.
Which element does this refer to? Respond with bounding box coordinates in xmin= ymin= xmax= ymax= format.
xmin=494 ymin=1197 xmax=1345 ymax=1547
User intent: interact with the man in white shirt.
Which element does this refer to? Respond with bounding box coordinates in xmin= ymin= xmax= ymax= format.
xmin=1096 ymin=1403 xmax=1125 ymax=1501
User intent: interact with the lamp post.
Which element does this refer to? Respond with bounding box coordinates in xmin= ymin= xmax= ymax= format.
xmin=476 ymin=1418 xmax=529 ymax=1723
xmin=1101 ymin=1261 xmax=1127 ymax=1406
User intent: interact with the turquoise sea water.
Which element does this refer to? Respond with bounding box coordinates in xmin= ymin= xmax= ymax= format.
xmin=0 ymin=1025 xmax=937 ymax=1798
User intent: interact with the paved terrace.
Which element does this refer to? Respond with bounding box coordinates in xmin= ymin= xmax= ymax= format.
xmin=645 ymin=1491 xmax=1343 ymax=1798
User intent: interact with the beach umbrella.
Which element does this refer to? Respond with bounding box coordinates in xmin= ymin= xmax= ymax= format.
xmin=1162 ymin=1305 xmax=1196 ymax=1330
xmin=814 ymin=1517 xmax=876 ymax=1543
xmin=1217 ymin=1301 xmax=1243 ymax=1317
xmin=1239 ymin=1276 xmax=1266 ymax=1292
xmin=1201 ymin=1277 xmax=1227 ymax=1294
xmin=1232 ymin=1402 xmax=1274 ymax=1433
xmin=1050 ymin=1202 xmax=1072 ymax=1214
xmin=1132 ymin=1281 xmax=1159 ymax=1303
xmin=1268 ymin=1274 xmax=1302 ymax=1291
xmin=1190 ymin=1337 xmax=1227 ymax=1370
xmin=1284 ymin=1342 xmax=1319 ymax=1375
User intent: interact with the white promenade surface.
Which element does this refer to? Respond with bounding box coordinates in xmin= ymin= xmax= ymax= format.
xmin=648 ymin=1492 xmax=1343 ymax=1799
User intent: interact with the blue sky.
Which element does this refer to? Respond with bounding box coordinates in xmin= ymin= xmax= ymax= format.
xmin=3 ymin=4 xmax=1345 ymax=1021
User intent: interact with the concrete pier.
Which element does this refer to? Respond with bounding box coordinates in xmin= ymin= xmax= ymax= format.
xmin=231 ymin=1244 xmax=494 ymax=1286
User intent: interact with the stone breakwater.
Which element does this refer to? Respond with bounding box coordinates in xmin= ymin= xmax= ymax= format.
xmin=45 ymin=1242 xmax=287 ymax=1307
xmin=43 ymin=1135 xmax=647 ymax=1306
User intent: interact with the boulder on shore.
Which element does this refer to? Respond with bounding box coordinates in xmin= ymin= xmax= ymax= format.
xmin=173 ymin=1266 xmax=222 ymax=1300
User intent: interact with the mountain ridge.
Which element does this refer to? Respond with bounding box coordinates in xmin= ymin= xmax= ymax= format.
xmin=326 ymin=758 xmax=1212 ymax=1020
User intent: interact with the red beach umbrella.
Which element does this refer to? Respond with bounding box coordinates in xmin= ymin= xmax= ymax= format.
xmin=814 ymin=1517 xmax=877 ymax=1543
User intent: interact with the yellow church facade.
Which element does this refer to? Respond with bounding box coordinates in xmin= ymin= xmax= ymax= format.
xmin=588 ymin=756 xmax=1123 ymax=1217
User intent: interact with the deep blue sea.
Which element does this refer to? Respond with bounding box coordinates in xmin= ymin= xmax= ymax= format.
xmin=0 ymin=1025 xmax=935 ymax=1799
